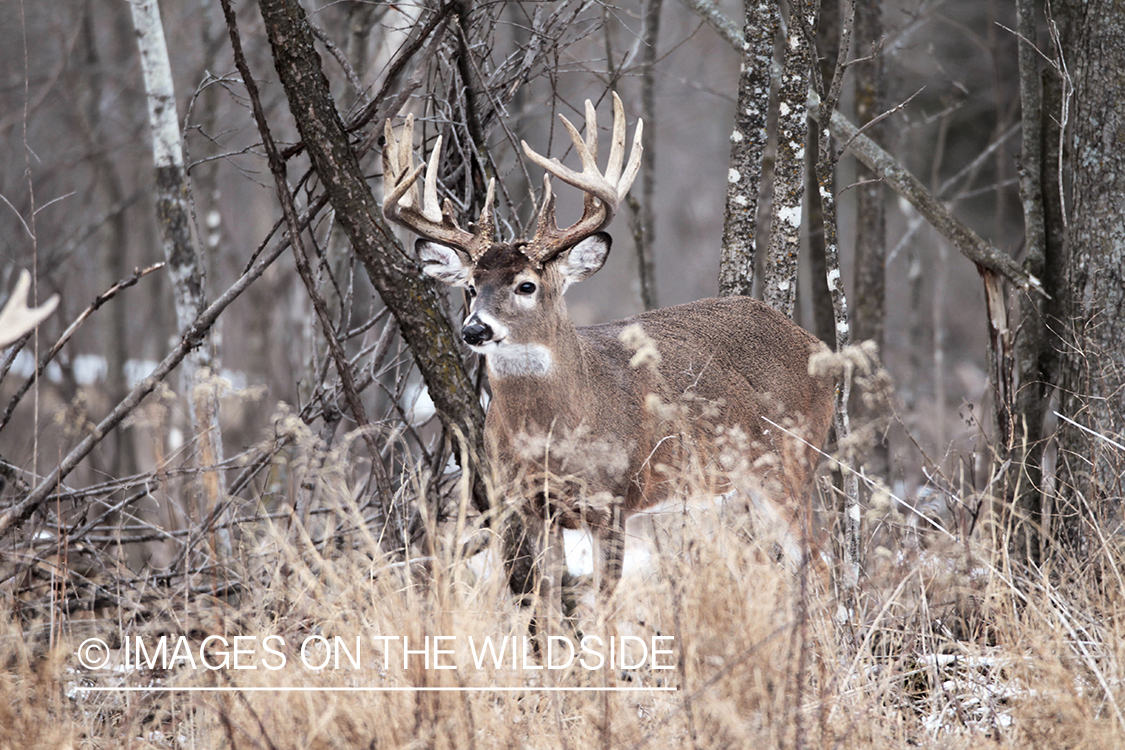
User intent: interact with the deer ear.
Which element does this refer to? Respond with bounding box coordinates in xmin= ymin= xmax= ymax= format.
xmin=417 ymin=239 xmax=473 ymax=287
xmin=557 ymin=232 xmax=611 ymax=289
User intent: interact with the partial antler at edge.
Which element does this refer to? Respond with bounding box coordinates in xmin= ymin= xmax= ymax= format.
xmin=0 ymin=270 xmax=58 ymax=348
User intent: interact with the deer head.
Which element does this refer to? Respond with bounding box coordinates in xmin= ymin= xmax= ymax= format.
xmin=383 ymin=93 xmax=642 ymax=378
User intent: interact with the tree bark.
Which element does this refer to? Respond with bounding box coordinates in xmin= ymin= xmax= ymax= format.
xmin=806 ymin=0 xmax=838 ymax=346
xmin=718 ymin=0 xmax=779 ymax=297
xmin=764 ymin=0 xmax=813 ymax=317
xmin=253 ymin=0 xmax=487 ymax=475
xmin=1008 ymin=0 xmax=1048 ymax=565
xmin=632 ymin=0 xmax=662 ymax=311
xmin=218 ymin=0 xmax=397 ymax=534
xmin=79 ymin=9 xmax=138 ymax=483
xmin=851 ymin=0 xmax=889 ymax=481
xmin=811 ymin=0 xmax=860 ymax=621
xmin=1054 ymin=0 xmax=1125 ymax=550
xmin=130 ymin=0 xmax=230 ymax=557
xmin=852 ymin=1 xmax=885 ymax=351
xmin=682 ymin=0 xmax=1043 ymax=293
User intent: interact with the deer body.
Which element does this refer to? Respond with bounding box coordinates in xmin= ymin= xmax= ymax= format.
xmin=480 ymin=290 xmax=834 ymax=531
xmin=382 ymin=94 xmax=835 ymax=612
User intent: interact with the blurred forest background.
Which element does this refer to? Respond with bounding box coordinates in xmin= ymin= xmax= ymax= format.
xmin=0 ymin=0 xmax=1037 ymax=538
xmin=3 ymin=0 xmax=1125 ymax=745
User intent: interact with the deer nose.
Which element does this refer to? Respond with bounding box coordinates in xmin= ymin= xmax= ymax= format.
xmin=462 ymin=320 xmax=493 ymax=346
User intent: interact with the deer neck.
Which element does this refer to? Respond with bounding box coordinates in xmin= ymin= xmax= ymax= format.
xmin=485 ymin=315 xmax=589 ymax=433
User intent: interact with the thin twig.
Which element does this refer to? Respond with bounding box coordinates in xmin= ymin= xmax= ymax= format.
xmin=219 ymin=0 xmax=396 ymax=507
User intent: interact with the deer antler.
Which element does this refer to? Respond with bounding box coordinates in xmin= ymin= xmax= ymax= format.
xmin=0 ymin=270 xmax=58 ymax=348
xmin=521 ymin=92 xmax=643 ymax=263
xmin=382 ymin=114 xmax=496 ymax=261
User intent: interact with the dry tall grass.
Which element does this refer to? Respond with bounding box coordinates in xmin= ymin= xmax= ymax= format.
xmin=3 ymin=425 xmax=1124 ymax=750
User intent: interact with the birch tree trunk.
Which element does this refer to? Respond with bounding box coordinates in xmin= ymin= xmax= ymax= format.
xmin=763 ymin=0 xmax=813 ymax=317
xmin=718 ymin=0 xmax=779 ymax=297
xmin=129 ymin=0 xmax=231 ymax=558
xmin=683 ymin=0 xmax=1040 ymax=294
xmin=811 ymin=0 xmax=860 ymax=624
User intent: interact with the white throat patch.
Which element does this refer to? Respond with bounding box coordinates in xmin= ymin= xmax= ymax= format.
xmin=462 ymin=309 xmax=554 ymax=377
xmin=488 ymin=343 xmax=554 ymax=378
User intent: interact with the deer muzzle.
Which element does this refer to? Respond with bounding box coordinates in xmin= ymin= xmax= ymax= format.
xmin=462 ymin=320 xmax=493 ymax=346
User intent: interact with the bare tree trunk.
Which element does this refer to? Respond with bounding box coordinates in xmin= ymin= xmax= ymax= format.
xmin=226 ymin=0 xmax=406 ymax=544
xmin=321 ymin=1 xmax=378 ymax=352
xmin=633 ymin=0 xmax=662 ymax=311
xmin=78 ymin=8 xmax=138 ymax=483
xmin=810 ymin=0 xmax=860 ymax=628
xmin=806 ymin=0 xmax=838 ymax=345
xmin=718 ymin=0 xmax=779 ymax=297
xmin=764 ymin=0 xmax=812 ymax=317
xmin=681 ymin=0 xmax=1041 ymax=293
xmin=851 ymin=0 xmax=888 ymax=480
xmin=243 ymin=0 xmax=511 ymax=583
xmin=129 ymin=0 xmax=231 ymax=558
xmin=1054 ymin=0 xmax=1125 ymax=552
xmin=251 ymin=0 xmax=485 ymax=453
xmin=1007 ymin=0 xmax=1048 ymax=566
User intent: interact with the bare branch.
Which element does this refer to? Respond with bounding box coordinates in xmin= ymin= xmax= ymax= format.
xmin=0 ymin=263 xmax=163 ymax=432
xmin=0 ymin=194 xmax=322 ymax=537
xmin=219 ymin=0 xmax=396 ymax=509
xmin=679 ymin=0 xmax=1046 ymax=294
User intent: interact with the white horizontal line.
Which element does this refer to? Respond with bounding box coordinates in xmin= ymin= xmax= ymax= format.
xmin=76 ymin=686 xmax=677 ymax=693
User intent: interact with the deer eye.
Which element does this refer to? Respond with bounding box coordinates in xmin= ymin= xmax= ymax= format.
xmin=516 ymin=281 xmax=537 ymax=295
xmin=466 ymin=285 xmax=477 ymax=298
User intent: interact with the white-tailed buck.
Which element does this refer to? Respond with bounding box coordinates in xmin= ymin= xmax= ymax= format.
xmin=383 ymin=94 xmax=835 ymax=615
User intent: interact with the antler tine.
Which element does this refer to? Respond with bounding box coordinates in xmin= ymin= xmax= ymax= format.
xmin=382 ymin=116 xmax=422 ymax=211
xmin=583 ymin=99 xmax=598 ymax=168
xmin=422 ymin=135 xmax=444 ymax=222
xmin=533 ymin=173 xmax=557 ymax=237
xmin=528 ymin=110 xmax=616 ymax=206
xmin=601 ymin=92 xmax=644 ymax=201
xmin=474 ymin=178 xmax=496 ymax=246
xmin=382 ymin=116 xmax=490 ymax=258
xmin=618 ymin=116 xmax=643 ymax=202
xmin=603 ymin=93 xmax=625 ymax=186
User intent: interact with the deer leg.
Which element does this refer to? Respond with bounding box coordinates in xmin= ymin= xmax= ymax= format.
xmin=529 ymin=517 xmax=567 ymax=649
xmin=589 ymin=506 xmax=626 ymax=683
xmin=590 ymin=505 xmax=625 ymax=632
xmin=594 ymin=505 xmax=626 ymax=603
